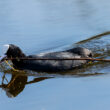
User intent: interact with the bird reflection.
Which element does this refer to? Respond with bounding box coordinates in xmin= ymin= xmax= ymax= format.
xmin=0 ymin=72 xmax=51 ymax=98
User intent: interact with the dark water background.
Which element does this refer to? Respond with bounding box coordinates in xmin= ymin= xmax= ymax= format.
xmin=0 ymin=0 xmax=110 ymax=110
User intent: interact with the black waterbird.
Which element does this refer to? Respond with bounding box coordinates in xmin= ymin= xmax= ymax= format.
xmin=0 ymin=44 xmax=93 ymax=72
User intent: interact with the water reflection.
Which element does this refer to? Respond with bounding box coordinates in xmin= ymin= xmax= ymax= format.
xmin=0 ymin=70 xmax=104 ymax=98
xmin=0 ymin=74 xmax=27 ymax=98
xmin=0 ymin=32 xmax=110 ymax=99
xmin=0 ymin=72 xmax=52 ymax=98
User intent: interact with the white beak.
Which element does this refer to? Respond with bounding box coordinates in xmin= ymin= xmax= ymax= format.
xmin=3 ymin=44 xmax=9 ymax=54
xmin=0 ymin=44 xmax=9 ymax=63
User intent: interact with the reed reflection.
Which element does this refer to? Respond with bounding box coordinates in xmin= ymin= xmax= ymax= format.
xmin=0 ymin=72 xmax=51 ymax=98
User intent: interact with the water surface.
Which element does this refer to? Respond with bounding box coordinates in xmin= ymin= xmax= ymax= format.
xmin=0 ymin=0 xmax=110 ymax=110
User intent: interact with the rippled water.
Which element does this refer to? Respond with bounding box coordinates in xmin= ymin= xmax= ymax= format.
xmin=0 ymin=0 xmax=110 ymax=110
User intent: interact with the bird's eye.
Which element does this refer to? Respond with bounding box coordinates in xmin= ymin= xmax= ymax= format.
xmin=88 ymin=53 xmax=93 ymax=58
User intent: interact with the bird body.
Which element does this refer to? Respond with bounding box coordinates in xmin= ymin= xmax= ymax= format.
xmin=0 ymin=44 xmax=92 ymax=72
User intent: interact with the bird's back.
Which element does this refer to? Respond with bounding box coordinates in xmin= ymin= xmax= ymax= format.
xmin=22 ymin=51 xmax=88 ymax=72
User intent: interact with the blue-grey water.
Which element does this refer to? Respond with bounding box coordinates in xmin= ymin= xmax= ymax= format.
xmin=0 ymin=0 xmax=110 ymax=110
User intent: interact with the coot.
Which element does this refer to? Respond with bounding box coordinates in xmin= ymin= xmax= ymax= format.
xmin=0 ymin=44 xmax=92 ymax=72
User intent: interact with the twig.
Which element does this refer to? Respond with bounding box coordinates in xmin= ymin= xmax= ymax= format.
xmin=4 ymin=57 xmax=110 ymax=62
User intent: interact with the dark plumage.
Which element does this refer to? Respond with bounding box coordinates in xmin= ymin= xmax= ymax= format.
xmin=1 ymin=44 xmax=93 ymax=72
